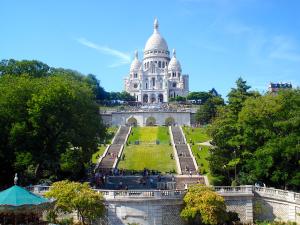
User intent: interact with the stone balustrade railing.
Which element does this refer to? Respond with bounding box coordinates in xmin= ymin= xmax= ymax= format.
xmin=28 ymin=185 xmax=299 ymax=203
xmin=254 ymin=186 xmax=300 ymax=203
xmin=95 ymin=189 xmax=186 ymax=200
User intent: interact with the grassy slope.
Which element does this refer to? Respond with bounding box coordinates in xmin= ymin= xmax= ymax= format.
xmin=128 ymin=126 xmax=169 ymax=143
xmin=118 ymin=145 xmax=176 ymax=172
xmin=182 ymin=126 xmax=215 ymax=183
xmin=182 ymin=127 xmax=210 ymax=143
xmin=119 ymin=126 xmax=175 ymax=173
xmin=92 ymin=127 xmax=118 ymax=164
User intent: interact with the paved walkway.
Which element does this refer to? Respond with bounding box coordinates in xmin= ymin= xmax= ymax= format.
xmin=171 ymin=127 xmax=197 ymax=175
xmin=97 ymin=126 xmax=130 ymax=171
xmin=93 ymin=175 xmax=206 ymax=190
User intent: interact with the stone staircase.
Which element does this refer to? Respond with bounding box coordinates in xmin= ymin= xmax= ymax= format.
xmin=171 ymin=127 xmax=197 ymax=175
xmin=97 ymin=126 xmax=130 ymax=171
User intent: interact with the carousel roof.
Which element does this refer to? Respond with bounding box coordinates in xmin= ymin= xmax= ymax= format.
xmin=0 ymin=185 xmax=50 ymax=207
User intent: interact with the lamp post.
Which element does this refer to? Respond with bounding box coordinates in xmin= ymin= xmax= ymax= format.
xmin=233 ymin=150 xmax=237 ymax=182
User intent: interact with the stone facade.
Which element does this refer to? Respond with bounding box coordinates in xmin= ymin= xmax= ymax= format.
xmin=101 ymin=111 xmax=191 ymax=127
xmin=106 ymin=199 xmax=184 ymax=225
xmin=98 ymin=187 xmax=300 ymax=225
xmin=31 ymin=186 xmax=300 ymax=225
xmin=124 ymin=19 xmax=189 ymax=103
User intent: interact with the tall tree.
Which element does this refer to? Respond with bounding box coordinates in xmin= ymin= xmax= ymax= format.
xmin=0 ymin=65 xmax=106 ymax=185
xmin=0 ymin=59 xmax=51 ymax=77
xmin=195 ymin=96 xmax=224 ymax=124
xmin=208 ymin=78 xmax=258 ymax=185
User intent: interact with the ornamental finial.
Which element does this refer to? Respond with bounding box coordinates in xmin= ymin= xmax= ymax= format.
xmin=173 ymin=49 xmax=176 ymax=57
xmin=134 ymin=50 xmax=138 ymax=59
xmin=154 ymin=18 xmax=159 ymax=32
xmin=14 ymin=173 xmax=18 ymax=185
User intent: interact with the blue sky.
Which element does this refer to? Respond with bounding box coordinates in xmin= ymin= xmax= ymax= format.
xmin=1 ymin=0 xmax=300 ymax=97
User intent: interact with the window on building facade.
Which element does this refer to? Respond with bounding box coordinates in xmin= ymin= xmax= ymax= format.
xmin=173 ymin=82 xmax=177 ymax=88
xmin=162 ymin=61 xmax=165 ymax=68
xmin=134 ymin=83 xmax=138 ymax=88
xmin=146 ymin=83 xmax=148 ymax=89
xmin=134 ymin=73 xmax=137 ymax=78
xmin=172 ymin=72 xmax=176 ymax=77
xmin=152 ymin=77 xmax=155 ymax=87
xmin=158 ymin=61 xmax=161 ymax=68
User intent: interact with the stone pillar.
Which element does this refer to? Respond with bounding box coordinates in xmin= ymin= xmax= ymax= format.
xmin=245 ymin=198 xmax=254 ymax=223
xmin=288 ymin=192 xmax=296 ymax=221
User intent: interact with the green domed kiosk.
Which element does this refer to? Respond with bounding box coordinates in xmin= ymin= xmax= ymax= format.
xmin=0 ymin=174 xmax=52 ymax=224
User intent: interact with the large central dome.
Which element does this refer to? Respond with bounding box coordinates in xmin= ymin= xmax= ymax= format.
xmin=144 ymin=19 xmax=169 ymax=53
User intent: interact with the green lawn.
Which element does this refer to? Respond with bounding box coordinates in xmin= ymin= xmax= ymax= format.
xmin=92 ymin=126 xmax=118 ymax=163
xmin=119 ymin=126 xmax=175 ymax=173
xmin=190 ymin=144 xmax=216 ymax=184
xmin=92 ymin=145 xmax=108 ymax=163
xmin=118 ymin=144 xmax=176 ymax=173
xmin=182 ymin=127 xmax=211 ymax=143
xmin=127 ymin=126 xmax=169 ymax=144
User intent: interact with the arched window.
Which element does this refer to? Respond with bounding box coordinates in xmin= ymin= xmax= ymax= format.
xmin=134 ymin=73 xmax=137 ymax=78
xmin=147 ymin=62 xmax=149 ymax=68
xmin=172 ymin=82 xmax=177 ymax=88
xmin=158 ymin=61 xmax=161 ymax=68
xmin=146 ymin=83 xmax=148 ymax=89
xmin=162 ymin=61 xmax=165 ymax=68
xmin=152 ymin=77 xmax=155 ymax=87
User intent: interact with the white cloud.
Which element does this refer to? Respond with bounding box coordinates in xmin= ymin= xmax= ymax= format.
xmin=76 ymin=37 xmax=131 ymax=67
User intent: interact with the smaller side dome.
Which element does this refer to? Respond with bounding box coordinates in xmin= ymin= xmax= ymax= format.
xmin=130 ymin=50 xmax=142 ymax=72
xmin=168 ymin=49 xmax=181 ymax=71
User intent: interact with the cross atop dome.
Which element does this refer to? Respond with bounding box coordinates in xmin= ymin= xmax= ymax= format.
xmin=173 ymin=49 xmax=176 ymax=58
xmin=134 ymin=50 xmax=138 ymax=59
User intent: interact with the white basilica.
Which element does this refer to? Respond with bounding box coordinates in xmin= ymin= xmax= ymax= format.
xmin=124 ymin=19 xmax=189 ymax=103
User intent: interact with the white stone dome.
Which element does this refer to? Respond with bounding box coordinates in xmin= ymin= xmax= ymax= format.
xmin=168 ymin=49 xmax=181 ymax=71
xmin=144 ymin=19 xmax=169 ymax=52
xmin=130 ymin=50 xmax=141 ymax=71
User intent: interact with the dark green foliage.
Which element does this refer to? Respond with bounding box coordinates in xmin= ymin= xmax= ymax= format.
xmin=208 ymin=78 xmax=300 ymax=190
xmin=195 ymin=96 xmax=224 ymax=124
xmin=0 ymin=60 xmax=106 ymax=186
xmin=187 ymin=91 xmax=212 ymax=103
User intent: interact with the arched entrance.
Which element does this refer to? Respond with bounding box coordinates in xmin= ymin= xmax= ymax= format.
xmin=150 ymin=94 xmax=156 ymax=103
xmin=165 ymin=117 xmax=175 ymax=126
xmin=146 ymin=117 xmax=156 ymax=126
xmin=158 ymin=94 xmax=163 ymax=103
xmin=143 ymin=94 xmax=148 ymax=103
xmin=127 ymin=116 xmax=138 ymax=126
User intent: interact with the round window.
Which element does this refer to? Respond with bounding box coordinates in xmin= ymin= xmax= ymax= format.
xmin=134 ymin=84 xmax=138 ymax=88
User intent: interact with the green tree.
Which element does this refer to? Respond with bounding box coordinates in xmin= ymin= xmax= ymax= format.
xmin=237 ymin=90 xmax=300 ymax=189
xmin=181 ymin=185 xmax=228 ymax=225
xmin=208 ymin=78 xmax=300 ymax=190
xmin=195 ymin=96 xmax=224 ymax=124
xmin=0 ymin=67 xmax=106 ymax=185
xmin=208 ymin=78 xmax=258 ymax=185
xmin=45 ymin=180 xmax=104 ymax=225
xmin=0 ymin=59 xmax=51 ymax=77
xmin=187 ymin=92 xmax=212 ymax=104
